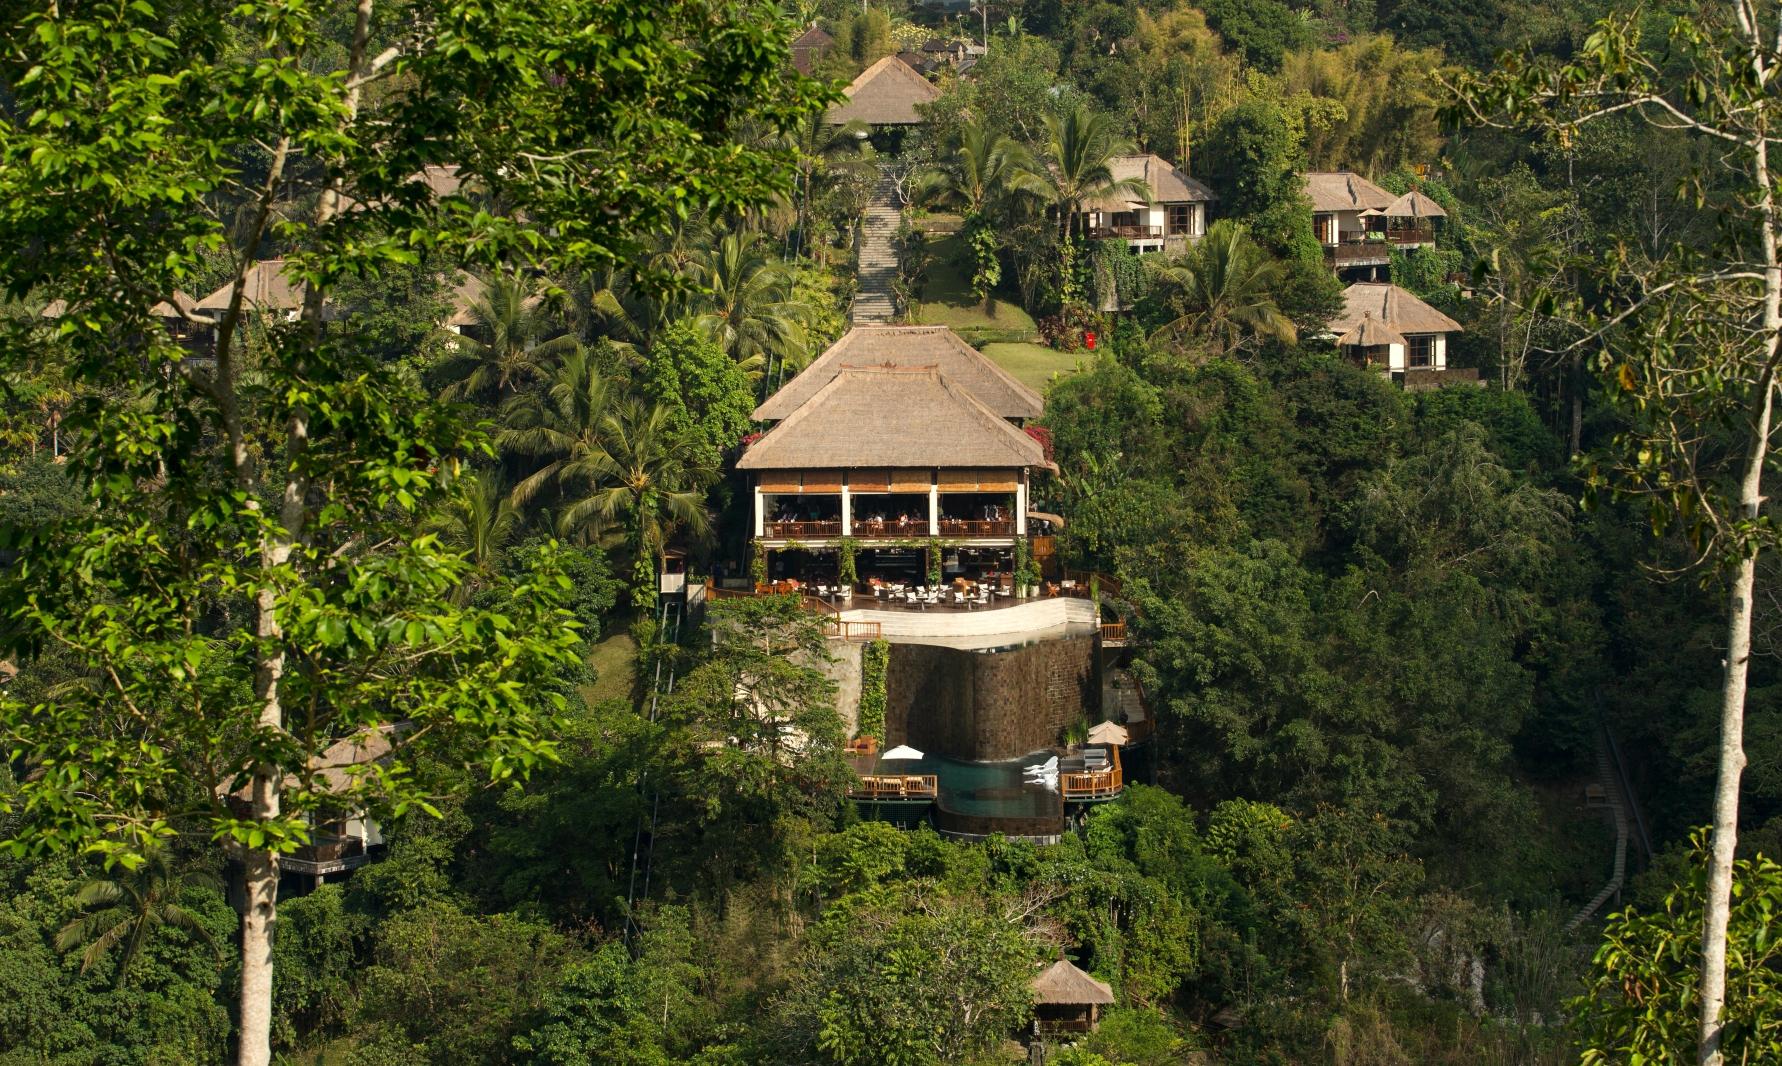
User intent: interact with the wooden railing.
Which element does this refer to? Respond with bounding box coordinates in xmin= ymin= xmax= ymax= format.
xmin=938 ymin=518 xmax=1015 ymax=536
xmin=765 ymin=520 xmax=842 ymax=537
xmin=825 ymin=620 xmax=882 ymax=641
xmin=281 ymin=835 xmax=369 ymax=875
xmin=1061 ymin=745 xmax=1124 ymax=800
xmin=850 ymin=518 xmax=929 ymax=537
xmin=1100 ymin=622 xmax=1127 ymax=644
xmin=849 ymin=774 xmax=938 ymax=799
xmin=1089 ymin=223 xmax=1163 ymax=240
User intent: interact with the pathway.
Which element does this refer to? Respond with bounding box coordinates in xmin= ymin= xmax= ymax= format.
xmin=1566 ymin=727 xmax=1630 ymax=933
xmin=853 ymin=171 xmax=898 ymax=324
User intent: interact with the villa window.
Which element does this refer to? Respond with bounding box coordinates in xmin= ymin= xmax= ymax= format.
xmin=1408 ymin=334 xmax=1437 ymax=369
xmin=1167 ymin=203 xmax=1194 ymax=236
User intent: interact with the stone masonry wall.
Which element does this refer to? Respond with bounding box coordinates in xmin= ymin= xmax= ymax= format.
xmin=884 ymin=636 xmax=1097 ymax=761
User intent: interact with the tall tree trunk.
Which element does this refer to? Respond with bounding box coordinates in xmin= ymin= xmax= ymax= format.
xmin=1700 ymin=84 xmax=1780 ymax=1064
xmin=238 ymin=4 xmax=373 ymax=1062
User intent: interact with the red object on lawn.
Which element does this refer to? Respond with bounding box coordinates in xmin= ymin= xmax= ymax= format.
xmin=1085 ymin=331 xmax=1097 ymax=350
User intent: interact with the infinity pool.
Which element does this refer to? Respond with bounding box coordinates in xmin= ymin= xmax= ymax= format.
xmin=871 ymin=750 xmax=1063 ymax=820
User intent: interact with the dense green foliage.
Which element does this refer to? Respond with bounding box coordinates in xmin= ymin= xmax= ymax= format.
xmin=0 ymin=0 xmax=1770 ymax=1063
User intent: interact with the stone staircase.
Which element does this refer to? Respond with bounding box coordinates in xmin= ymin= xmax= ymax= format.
xmin=853 ymin=173 xmax=899 ymax=324
xmin=1566 ymin=728 xmax=1630 ymax=932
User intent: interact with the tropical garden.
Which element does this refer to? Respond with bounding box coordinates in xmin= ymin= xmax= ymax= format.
xmin=1 ymin=1 xmax=1781 ymax=1065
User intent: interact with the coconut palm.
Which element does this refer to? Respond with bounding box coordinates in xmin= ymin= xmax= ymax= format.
xmin=790 ymin=111 xmax=872 ymax=258
xmin=437 ymin=271 xmax=580 ymax=402
xmin=1147 ymin=220 xmax=1297 ymax=356
xmin=564 ymin=263 xmax=647 ymax=347
xmin=1033 ymin=103 xmax=1148 ymax=244
xmin=55 ymin=850 xmax=222 ymax=987
xmin=427 ymin=469 xmax=521 ymax=594
xmin=914 ymin=120 xmax=1047 ymax=312
xmin=499 ymin=346 xmax=613 ymax=520
xmin=559 ymin=398 xmax=714 ymax=608
xmin=689 ymin=229 xmax=814 ymax=392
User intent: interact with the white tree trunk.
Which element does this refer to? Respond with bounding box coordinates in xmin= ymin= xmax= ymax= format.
xmin=236 ymin=4 xmax=373 ymax=1061
xmin=1701 ymin=41 xmax=1779 ymax=1053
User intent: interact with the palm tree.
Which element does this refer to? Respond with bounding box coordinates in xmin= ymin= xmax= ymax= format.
xmin=1147 ymin=220 xmax=1296 ymax=356
xmin=437 ymin=271 xmax=580 ymax=402
xmin=427 ymin=469 xmax=521 ymax=595
xmin=789 ymin=111 xmax=872 ymax=258
xmin=499 ymin=346 xmax=613 ymax=520
xmin=689 ymin=229 xmax=813 ymax=393
xmin=56 ymin=850 xmax=222 ymax=987
xmin=1034 ymin=104 xmax=1148 ymax=245
xmin=564 ymin=263 xmax=646 ymax=347
xmin=914 ymin=120 xmax=1046 ymax=312
xmin=558 ymin=398 xmax=713 ymax=609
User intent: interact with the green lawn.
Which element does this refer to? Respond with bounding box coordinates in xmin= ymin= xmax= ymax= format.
xmin=912 ymin=234 xmax=1037 ymax=338
xmin=583 ymin=630 xmax=638 ymax=706
xmin=979 ymin=342 xmax=1088 ymax=394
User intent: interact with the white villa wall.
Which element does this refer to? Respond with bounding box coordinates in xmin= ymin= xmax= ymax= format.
xmin=1381 ymin=333 xmax=1449 ymax=373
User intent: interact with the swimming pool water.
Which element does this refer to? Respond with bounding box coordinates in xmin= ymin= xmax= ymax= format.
xmin=883 ymin=751 xmax=1062 ymax=819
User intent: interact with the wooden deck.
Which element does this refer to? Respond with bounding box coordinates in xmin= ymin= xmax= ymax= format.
xmin=1060 ymin=744 xmax=1123 ymax=801
xmin=849 ymin=774 xmax=938 ymax=800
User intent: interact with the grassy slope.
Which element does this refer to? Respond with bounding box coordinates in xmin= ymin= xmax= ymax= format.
xmin=583 ymin=630 xmax=638 ymax=706
xmin=912 ymin=234 xmax=1037 ymax=335
xmin=979 ymin=342 xmax=1088 ymax=394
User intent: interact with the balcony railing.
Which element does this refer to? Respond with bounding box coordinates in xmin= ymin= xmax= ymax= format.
xmin=1060 ymin=766 xmax=1123 ymax=799
xmin=281 ymin=835 xmax=369 ymax=876
xmin=849 ymin=774 xmax=938 ymax=800
xmin=937 ymin=518 xmax=1015 ymax=537
xmin=1088 ymin=224 xmax=1163 ymax=240
xmin=1326 ymin=229 xmax=1437 ymax=263
xmin=849 ymin=518 xmax=929 ymax=537
xmin=764 ymin=519 xmax=842 ymax=538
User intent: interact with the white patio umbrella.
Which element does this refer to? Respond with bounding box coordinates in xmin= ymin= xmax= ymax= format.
xmin=1087 ymin=721 xmax=1130 ymax=746
xmin=882 ymin=744 xmax=924 ymax=760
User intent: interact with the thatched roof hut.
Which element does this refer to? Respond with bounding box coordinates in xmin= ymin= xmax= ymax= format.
xmin=1386 ymin=189 xmax=1447 ymax=219
xmin=1031 ymin=958 xmax=1114 ymax=1034
xmin=1336 ymin=311 xmax=1408 ymax=349
xmin=754 ymin=326 xmax=1042 ymax=421
xmin=1083 ymin=154 xmax=1217 ymax=212
xmin=825 ymin=56 xmax=941 ymax=126
xmin=1329 ymin=283 xmax=1461 ymax=336
xmin=1304 ymin=170 xmax=1396 ymax=213
xmin=737 ymin=365 xmax=1052 ymax=472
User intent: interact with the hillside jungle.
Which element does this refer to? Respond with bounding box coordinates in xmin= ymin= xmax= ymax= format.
xmin=1 ymin=0 xmax=1779 ymax=1064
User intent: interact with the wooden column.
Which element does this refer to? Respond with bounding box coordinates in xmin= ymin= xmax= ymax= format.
xmin=928 ymin=473 xmax=939 ymax=536
xmin=752 ymin=485 xmax=764 ymax=538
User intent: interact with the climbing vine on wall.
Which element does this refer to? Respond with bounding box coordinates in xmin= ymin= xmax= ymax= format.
xmin=858 ymin=638 xmax=889 ymax=741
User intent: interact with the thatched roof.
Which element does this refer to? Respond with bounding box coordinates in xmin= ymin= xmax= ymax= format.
xmin=825 ymin=56 xmax=941 ymax=125
xmin=1032 ymin=959 xmax=1114 ymax=1006
xmin=792 ymin=23 xmax=834 ymax=49
xmin=41 ymin=290 xmax=209 ymax=322
xmin=1331 ymin=283 xmax=1461 ymax=336
xmin=1337 ymin=312 xmax=1408 ymax=348
xmin=1084 ymin=154 xmax=1216 ymax=212
xmin=194 ymin=258 xmax=308 ymax=313
xmin=792 ymin=24 xmax=835 ymax=74
xmin=1386 ymin=189 xmax=1447 ymax=219
xmin=737 ymin=365 xmax=1051 ymax=472
xmin=1304 ymin=171 xmax=1396 ymax=213
xmin=312 ymin=730 xmax=395 ymax=793
xmin=754 ymin=326 xmax=1043 ymax=421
